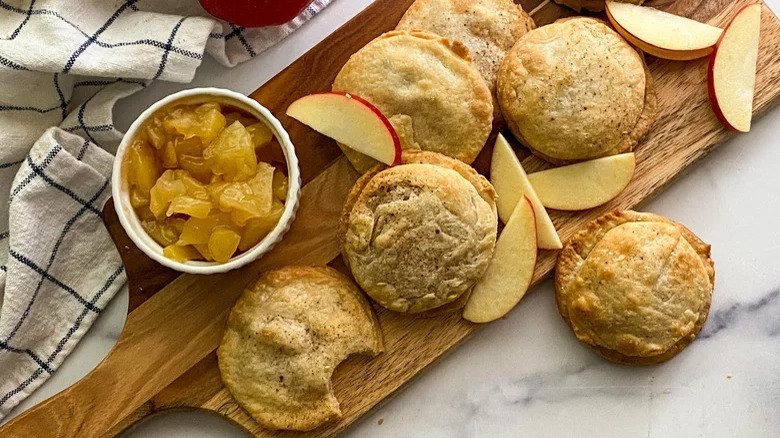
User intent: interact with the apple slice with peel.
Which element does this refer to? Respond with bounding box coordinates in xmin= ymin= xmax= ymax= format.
xmin=708 ymin=4 xmax=762 ymax=132
xmin=490 ymin=134 xmax=562 ymax=250
xmin=527 ymin=153 xmax=636 ymax=211
xmin=606 ymin=1 xmax=723 ymax=61
xmin=287 ymin=92 xmax=402 ymax=165
xmin=463 ymin=196 xmax=537 ymax=323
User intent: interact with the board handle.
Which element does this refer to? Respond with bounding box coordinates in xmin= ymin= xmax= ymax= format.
xmin=0 ymin=269 xmax=236 ymax=437
xmin=1 ymin=205 xmax=199 ymax=437
xmin=1 ymin=343 xmax=149 ymax=437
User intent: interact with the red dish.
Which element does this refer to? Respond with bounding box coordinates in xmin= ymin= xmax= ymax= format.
xmin=199 ymin=0 xmax=313 ymax=27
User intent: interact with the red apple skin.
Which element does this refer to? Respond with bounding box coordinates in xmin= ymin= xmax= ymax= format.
xmin=606 ymin=7 xmax=714 ymax=61
xmin=707 ymin=46 xmax=738 ymax=131
xmin=335 ymin=92 xmax=402 ymax=166
xmin=707 ymin=3 xmax=760 ymax=133
xmin=199 ymin=0 xmax=312 ymax=27
xmin=289 ymin=92 xmax=403 ymax=166
xmin=318 ymin=92 xmax=402 ymax=166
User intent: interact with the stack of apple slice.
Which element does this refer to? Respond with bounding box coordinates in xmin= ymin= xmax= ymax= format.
xmin=463 ymin=136 xmax=637 ymax=323
xmin=462 ymin=195 xmax=537 ymax=323
xmin=462 ymin=135 xmax=550 ymax=323
xmin=606 ymin=2 xmax=762 ymax=132
xmin=490 ymin=135 xmax=562 ymax=251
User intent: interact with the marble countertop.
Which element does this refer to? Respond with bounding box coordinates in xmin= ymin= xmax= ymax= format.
xmin=7 ymin=0 xmax=780 ymax=436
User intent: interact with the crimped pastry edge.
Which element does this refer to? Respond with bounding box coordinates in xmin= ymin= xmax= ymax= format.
xmin=554 ymin=210 xmax=714 ymax=365
xmin=338 ymin=151 xmax=497 ymax=313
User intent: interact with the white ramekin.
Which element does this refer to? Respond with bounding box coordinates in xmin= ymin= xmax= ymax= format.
xmin=112 ymin=88 xmax=301 ymax=275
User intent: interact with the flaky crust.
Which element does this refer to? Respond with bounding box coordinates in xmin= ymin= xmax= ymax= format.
xmin=396 ymin=0 xmax=536 ymax=122
xmin=553 ymin=0 xmax=643 ymax=13
xmin=340 ymin=151 xmax=497 ymax=313
xmin=498 ymin=17 xmax=655 ymax=164
xmin=339 ymin=150 xmax=497 ymax=271
xmin=555 ymin=211 xmax=715 ymax=365
xmin=333 ymin=30 xmax=493 ymax=173
xmin=218 ymin=266 xmax=383 ymax=431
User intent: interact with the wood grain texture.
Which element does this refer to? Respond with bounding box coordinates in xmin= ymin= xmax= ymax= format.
xmin=3 ymin=0 xmax=780 ymax=437
xmin=2 ymin=158 xmax=360 ymax=437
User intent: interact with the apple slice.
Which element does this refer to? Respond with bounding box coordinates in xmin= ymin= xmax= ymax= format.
xmin=708 ymin=4 xmax=762 ymax=133
xmin=287 ymin=92 xmax=402 ymax=165
xmin=606 ymin=1 xmax=723 ymax=61
xmin=463 ymin=196 xmax=537 ymax=323
xmin=526 ymin=153 xmax=636 ymax=211
xmin=490 ymin=134 xmax=562 ymax=250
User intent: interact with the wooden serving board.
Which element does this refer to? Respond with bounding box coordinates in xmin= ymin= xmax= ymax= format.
xmin=3 ymin=0 xmax=780 ymax=436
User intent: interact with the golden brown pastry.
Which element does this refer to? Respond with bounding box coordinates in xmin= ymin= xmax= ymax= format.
xmin=333 ymin=30 xmax=493 ymax=173
xmin=497 ymin=17 xmax=657 ymax=164
xmin=553 ymin=0 xmax=643 ymax=13
xmin=217 ymin=266 xmax=383 ymax=431
xmin=555 ymin=211 xmax=715 ymax=365
xmin=340 ymin=150 xmax=497 ymax=313
xmin=396 ymin=0 xmax=535 ymax=122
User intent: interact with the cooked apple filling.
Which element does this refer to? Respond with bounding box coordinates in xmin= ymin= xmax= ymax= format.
xmin=124 ymin=101 xmax=288 ymax=263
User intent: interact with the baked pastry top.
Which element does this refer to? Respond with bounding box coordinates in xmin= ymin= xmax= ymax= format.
xmin=553 ymin=0 xmax=643 ymax=13
xmin=341 ymin=150 xmax=497 ymax=313
xmin=396 ymin=0 xmax=535 ymax=121
xmin=555 ymin=210 xmax=715 ymax=365
xmin=217 ymin=266 xmax=383 ymax=431
xmin=497 ymin=17 xmax=656 ymax=163
xmin=333 ymin=30 xmax=493 ymax=173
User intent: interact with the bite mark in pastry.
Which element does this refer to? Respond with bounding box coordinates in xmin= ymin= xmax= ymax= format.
xmin=218 ymin=266 xmax=383 ymax=431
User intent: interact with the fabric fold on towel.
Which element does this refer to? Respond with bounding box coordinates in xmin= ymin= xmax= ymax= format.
xmin=0 ymin=128 xmax=125 ymax=415
xmin=0 ymin=0 xmax=333 ymax=420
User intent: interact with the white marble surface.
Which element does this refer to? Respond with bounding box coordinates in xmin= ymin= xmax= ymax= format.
xmin=8 ymin=0 xmax=780 ymax=436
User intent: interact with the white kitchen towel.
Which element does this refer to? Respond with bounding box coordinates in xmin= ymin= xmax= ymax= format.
xmin=0 ymin=0 xmax=333 ymax=419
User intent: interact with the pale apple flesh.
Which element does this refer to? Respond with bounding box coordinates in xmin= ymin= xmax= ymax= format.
xmin=527 ymin=153 xmax=636 ymax=211
xmin=490 ymin=134 xmax=562 ymax=250
xmin=463 ymin=196 xmax=537 ymax=324
xmin=286 ymin=92 xmax=402 ymax=165
xmin=708 ymin=4 xmax=761 ymax=133
xmin=606 ymin=1 xmax=722 ymax=61
xmin=609 ymin=17 xmax=714 ymax=61
xmin=606 ymin=2 xmax=722 ymax=51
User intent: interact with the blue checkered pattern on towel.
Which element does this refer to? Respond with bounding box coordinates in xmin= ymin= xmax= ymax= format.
xmin=0 ymin=0 xmax=332 ymax=420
